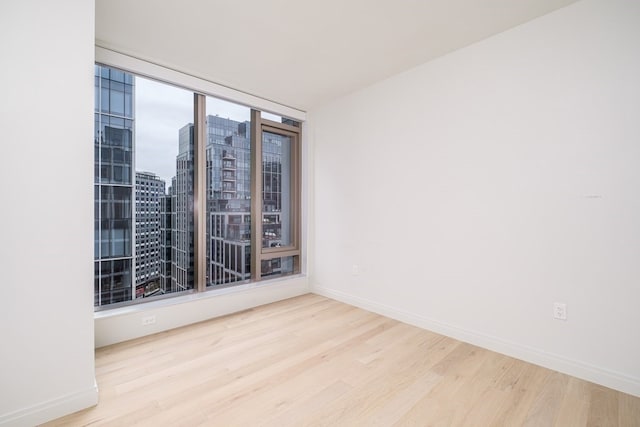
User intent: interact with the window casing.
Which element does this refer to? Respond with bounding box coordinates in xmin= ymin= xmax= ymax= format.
xmin=94 ymin=64 xmax=302 ymax=310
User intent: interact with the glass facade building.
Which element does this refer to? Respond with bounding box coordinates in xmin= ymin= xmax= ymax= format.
xmin=206 ymin=116 xmax=252 ymax=286
xmin=94 ymin=65 xmax=298 ymax=308
xmin=173 ymin=124 xmax=195 ymax=292
xmin=94 ymin=65 xmax=135 ymax=306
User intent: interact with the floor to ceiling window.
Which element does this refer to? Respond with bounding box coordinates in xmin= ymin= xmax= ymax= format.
xmin=94 ymin=64 xmax=302 ymax=309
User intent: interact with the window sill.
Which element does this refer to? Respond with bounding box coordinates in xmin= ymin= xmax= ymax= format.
xmin=95 ymin=273 xmax=306 ymax=319
xmin=94 ymin=274 xmax=309 ymax=347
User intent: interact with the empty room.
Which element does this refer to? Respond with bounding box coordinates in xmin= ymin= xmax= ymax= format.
xmin=1 ymin=0 xmax=639 ymax=425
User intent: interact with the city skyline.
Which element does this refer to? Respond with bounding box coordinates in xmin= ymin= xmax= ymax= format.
xmin=95 ymin=64 xmax=293 ymax=307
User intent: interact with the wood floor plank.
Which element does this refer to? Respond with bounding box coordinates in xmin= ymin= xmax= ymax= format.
xmin=263 ymin=380 xmax=353 ymax=427
xmin=43 ymin=294 xmax=640 ymax=427
xmin=488 ymin=361 xmax=553 ymax=425
xmin=587 ymin=383 xmax=620 ymax=427
xmin=522 ymin=371 xmax=570 ymax=426
xmin=556 ymin=376 xmax=591 ymax=427
xmin=619 ymin=391 xmax=640 ymax=427
xmin=297 ymin=335 xmax=452 ymax=426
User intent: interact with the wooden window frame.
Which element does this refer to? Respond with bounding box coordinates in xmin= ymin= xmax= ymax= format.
xmin=250 ymin=111 xmax=302 ymax=280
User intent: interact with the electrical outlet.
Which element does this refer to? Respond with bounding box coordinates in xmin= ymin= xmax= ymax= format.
xmin=142 ymin=315 xmax=156 ymax=326
xmin=553 ymin=303 xmax=567 ymax=321
xmin=351 ymin=264 xmax=360 ymax=276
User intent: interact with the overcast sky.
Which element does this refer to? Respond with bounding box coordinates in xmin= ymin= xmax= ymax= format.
xmin=135 ymin=76 xmax=252 ymax=187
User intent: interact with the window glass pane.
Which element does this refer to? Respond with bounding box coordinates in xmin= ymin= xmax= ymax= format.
xmin=261 ymin=112 xmax=301 ymax=128
xmin=94 ymin=65 xmax=194 ymax=308
xmin=261 ymin=256 xmax=296 ymax=278
xmin=110 ymin=69 xmax=125 ymax=83
xmin=205 ymin=96 xmax=252 ymax=288
xmin=98 ymin=259 xmax=132 ymax=305
xmin=95 ymin=85 xmax=99 ymax=111
xmin=94 ymin=262 xmax=100 ymax=306
xmin=111 ymin=86 xmax=124 ymax=115
xmin=101 ymin=87 xmax=109 ymax=112
xmin=262 ymin=131 xmax=291 ymax=248
xmin=95 ymin=64 xmax=302 ymax=307
xmin=124 ymin=93 xmax=132 ymax=117
xmin=94 ymin=220 xmax=99 ymax=257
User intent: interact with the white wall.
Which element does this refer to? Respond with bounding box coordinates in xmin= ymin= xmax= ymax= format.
xmin=0 ymin=1 xmax=97 ymax=425
xmin=310 ymin=0 xmax=640 ymax=397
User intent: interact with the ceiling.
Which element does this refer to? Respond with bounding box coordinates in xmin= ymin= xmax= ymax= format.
xmin=96 ymin=0 xmax=578 ymax=112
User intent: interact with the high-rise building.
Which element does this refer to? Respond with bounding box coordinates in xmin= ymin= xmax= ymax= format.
xmin=94 ymin=65 xmax=180 ymax=307
xmin=160 ymin=189 xmax=173 ymax=293
xmin=94 ymin=65 xmax=135 ymax=307
xmin=206 ymin=116 xmax=252 ymax=286
xmin=173 ymin=124 xmax=195 ymax=292
xmin=134 ymin=171 xmax=166 ymax=298
xmin=204 ymin=115 xmax=291 ymax=284
xmin=94 ymin=72 xmax=292 ymax=305
xmin=260 ymin=131 xmax=291 ymax=277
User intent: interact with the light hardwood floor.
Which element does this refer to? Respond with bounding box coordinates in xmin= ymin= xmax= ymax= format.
xmin=45 ymin=294 xmax=640 ymax=426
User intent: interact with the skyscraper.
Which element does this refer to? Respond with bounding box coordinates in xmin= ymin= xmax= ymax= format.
xmin=204 ymin=115 xmax=292 ymax=284
xmin=94 ymin=68 xmax=292 ymax=306
xmin=134 ymin=171 xmax=166 ymax=298
xmin=206 ymin=116 xmax=252 ymax=286
xmin=173 ymin=124 xmax=195 ymax=292
xmin=160 ymin=189 xmax=173 ymax=293
xmin=94 ymin=65 xmax=187 ymax=307
xmin=94 ymin=65 xmax=135 ymax=307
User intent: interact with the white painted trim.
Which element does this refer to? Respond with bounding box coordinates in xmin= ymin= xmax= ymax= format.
xmin=0 ymin=382 xmax=98 ymax=427
xmin=312 ymin=285 xmax=640 ymax=398
xmin=95 ymin=274 xmax=304 ymax=319
xmin=96 ymin=276 xmax=310 ymax=347
xmin=95 ymin=46 xmax=306 ymax=122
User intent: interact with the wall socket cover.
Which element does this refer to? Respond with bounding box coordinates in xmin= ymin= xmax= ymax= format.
xmin=142 ymin=315 xmax=156 ymax=325
xmin=553 ymin=303 xmax=567 ymax=320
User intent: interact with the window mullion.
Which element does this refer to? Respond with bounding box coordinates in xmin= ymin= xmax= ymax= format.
xmin=194 ymin=94 xmax=207 ymax=292
xmin=250 ymin=109 xmax=262 ymax=281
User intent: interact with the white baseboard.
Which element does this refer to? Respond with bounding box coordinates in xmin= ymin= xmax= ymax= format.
xmin=313 ymin=285 xmax=640 ymax=398
xmin=0 ymin=381 xmax=98 ymax=427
